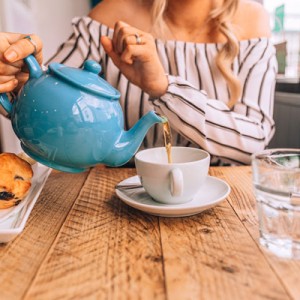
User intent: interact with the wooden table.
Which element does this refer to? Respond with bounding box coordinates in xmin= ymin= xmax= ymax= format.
xmin=1 ymin=165 xmax=300 ymax=300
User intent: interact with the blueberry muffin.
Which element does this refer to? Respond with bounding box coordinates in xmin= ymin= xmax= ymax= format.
xmin=0 ymin=153 xmax=34 ymax=209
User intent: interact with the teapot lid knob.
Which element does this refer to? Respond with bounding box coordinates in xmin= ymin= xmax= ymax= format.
xmin=83 ymin=60 xmax=102 ymax=74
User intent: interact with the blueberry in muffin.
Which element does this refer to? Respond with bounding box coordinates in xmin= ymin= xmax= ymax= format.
xmin=0 ymin=153 xmax=34 ymax=209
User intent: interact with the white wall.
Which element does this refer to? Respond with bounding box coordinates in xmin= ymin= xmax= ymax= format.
xmin=0 ymin=0 xmax=91 ymax=153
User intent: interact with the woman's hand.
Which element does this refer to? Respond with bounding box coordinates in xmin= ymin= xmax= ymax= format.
xmin=101 ymin=21 xmax=168 ymax=98
xmin=0 ymin=32 xmax=43 ymax=94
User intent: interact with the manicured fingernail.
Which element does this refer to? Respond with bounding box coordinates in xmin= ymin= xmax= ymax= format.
xmin=5 ymin=50 xmax=18 ymax=61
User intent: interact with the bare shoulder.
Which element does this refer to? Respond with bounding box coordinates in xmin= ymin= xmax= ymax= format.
xmin=88 ymin=0 xmax=151 ymax=30
xmin=234 ymin=0 xmax=271 ymax=40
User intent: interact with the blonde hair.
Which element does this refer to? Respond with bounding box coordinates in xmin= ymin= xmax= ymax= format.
xmin=149 ymin=0 xmax=241 ymax=109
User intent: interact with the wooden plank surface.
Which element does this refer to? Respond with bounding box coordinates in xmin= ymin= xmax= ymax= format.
xmin=25 ymin=167 xmax=166 ymax=300
xmin=0 ymin=170 xmax=88 ymax=300
xmin=1 ymin=165 xmax=299 ymax=300
xmin=210 ymin=166 xmax=300 ymax=300
xmin=161 ymin=167 xmax=289 ymax=300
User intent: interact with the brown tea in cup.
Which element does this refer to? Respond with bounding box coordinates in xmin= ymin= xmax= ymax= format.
xmin=162 ymin=119 xmax=172 ymax=164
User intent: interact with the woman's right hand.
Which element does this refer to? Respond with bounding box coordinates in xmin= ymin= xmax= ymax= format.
xmin=101 ymin=21 xmax=168 ymax=98
xmin=0 ymin=32 xmax=43 ymax=94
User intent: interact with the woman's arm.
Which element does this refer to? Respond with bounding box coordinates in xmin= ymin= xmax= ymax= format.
xmin=151 ymin=39 xmax=277 ymax=164
xmin=47 ymin=17 xmax=277 ymax=165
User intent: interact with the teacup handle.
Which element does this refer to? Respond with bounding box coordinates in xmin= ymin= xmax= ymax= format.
xmin=169 ymin=168 xmax=183 ymax=196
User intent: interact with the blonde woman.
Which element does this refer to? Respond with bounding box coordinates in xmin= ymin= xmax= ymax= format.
xmin=0 ymin=0 xmax=277 ymax=165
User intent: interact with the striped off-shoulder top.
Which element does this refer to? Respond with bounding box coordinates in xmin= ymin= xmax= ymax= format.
xmin=47 ymin=16 xmax=278 ymax=165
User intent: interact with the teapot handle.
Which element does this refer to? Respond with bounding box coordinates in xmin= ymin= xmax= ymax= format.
xmin=0 ymin=93 xmax=12 ymax=114
xmin=24 ymin=54 xmax=43 ymax=79
xmin=0 ymin=55 xmax=43 ymax=114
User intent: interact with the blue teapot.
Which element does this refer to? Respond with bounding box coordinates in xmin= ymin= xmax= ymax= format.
xmin=0 ymin=55 xmax=165 ymax=172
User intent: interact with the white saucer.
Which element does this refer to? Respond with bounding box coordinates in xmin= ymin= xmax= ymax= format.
xmin=115 ymin=175 xmax=231 ymax=217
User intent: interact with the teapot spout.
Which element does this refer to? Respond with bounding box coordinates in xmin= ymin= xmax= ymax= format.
xmin=105 ymin=111 xmax=165 ymax=167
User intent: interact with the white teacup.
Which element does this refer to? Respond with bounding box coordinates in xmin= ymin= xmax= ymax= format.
xmin=135 ymin=147 xmax=210 ymax=204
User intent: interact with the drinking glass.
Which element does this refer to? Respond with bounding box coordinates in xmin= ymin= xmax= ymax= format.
xmin=252 ymin=148 xmax=300 ymax=259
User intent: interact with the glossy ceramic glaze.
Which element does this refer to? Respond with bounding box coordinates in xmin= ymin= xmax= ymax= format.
xmin=135 ymin=147 xmax=210 ymax=204
xmin=0 ymin=55 xmax=164 ymax=172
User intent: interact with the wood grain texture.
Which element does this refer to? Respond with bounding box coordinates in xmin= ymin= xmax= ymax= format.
xmin=0 ymin=170 xmax=88 ymax=300
xmin=210 ymin=166 xmax=300 ymax=300
xmin=25 ymin=167 xmax=166 ymax=300
xmin=161 ymin=166 xmax=288 ymax=300
xmin=1 ymin=165 xmax=300 ymax=300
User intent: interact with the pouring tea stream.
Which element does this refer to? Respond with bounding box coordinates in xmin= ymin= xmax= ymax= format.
xmin=0 ymin=55 xmax=165 ymax=172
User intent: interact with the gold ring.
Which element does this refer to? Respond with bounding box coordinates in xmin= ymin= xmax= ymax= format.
xmin=135 ymin=33 xmax=142 ymax=45
xmin=23 ymin=35 xmax=37 ymax=55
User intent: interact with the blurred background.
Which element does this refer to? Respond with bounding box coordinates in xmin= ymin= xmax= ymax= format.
xmin=0 ymin=0 xmax=299 ymax=153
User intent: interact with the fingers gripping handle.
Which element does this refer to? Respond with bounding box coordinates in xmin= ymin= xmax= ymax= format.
xmin=0 ymin=55 xmax=42 ymax=115
xmin=169 ymin=168 xmax=183 ymax=197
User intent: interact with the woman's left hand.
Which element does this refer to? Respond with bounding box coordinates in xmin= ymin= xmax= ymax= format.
xmin=101 ymin=21 xmax=168 ymax=98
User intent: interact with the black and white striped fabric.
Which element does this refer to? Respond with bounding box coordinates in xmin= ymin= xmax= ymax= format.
xmin=47 ymin=16 xmax=277 ymax=165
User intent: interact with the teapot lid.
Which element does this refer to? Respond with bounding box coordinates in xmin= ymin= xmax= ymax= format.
xmin=48 ymin=60 xmax=120 ymax=100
